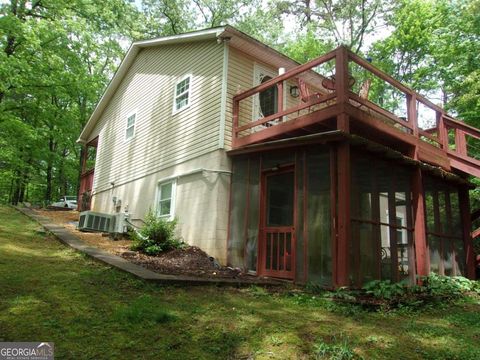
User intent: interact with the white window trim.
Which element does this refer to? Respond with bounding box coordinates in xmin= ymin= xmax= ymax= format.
xmin=155 ymin=179 xmax=176 ymax=220
xmin=172 ymin=74 xmax=192 ymax=115
xmin=124 ymin=110 xmax=137 ymax=142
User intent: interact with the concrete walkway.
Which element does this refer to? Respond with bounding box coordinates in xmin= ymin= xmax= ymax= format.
xmin=15 ymin=207 xmax=284 ymax=287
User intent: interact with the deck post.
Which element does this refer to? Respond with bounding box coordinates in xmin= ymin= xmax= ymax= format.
xmin=437 ymin=112 xmax=448 ymax=151
xmin=455 ymin=129 xmax=467 ymax=156
xmin=336 ymin=138 xmax=350 ymax=286
xmin=412 ymin=167 xmax=429 ymax=279
xmin=335 ymin=46 xmax=349 ymax=110
xmin=232 ymin=99 xmax=239 ymax=148
xmin=407 ymin=93 xmax=418 ymax=138
xmin=459 ymin=187 xmax=476 ymax=279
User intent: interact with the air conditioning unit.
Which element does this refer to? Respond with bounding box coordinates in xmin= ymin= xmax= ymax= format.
xmin=111 ymin=213 xmax=130 ymax=234
xmin=78 ymin=211 xmax=114 ymax=232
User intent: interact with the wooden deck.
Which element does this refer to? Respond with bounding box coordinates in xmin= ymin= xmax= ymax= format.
xmin=232 ymin=47 xmax=480 ymax=178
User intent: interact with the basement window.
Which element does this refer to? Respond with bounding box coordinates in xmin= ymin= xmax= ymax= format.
xmin=157 ymin=180 xmax=176 ymax=220
xmin=173 ymin=75 xmax=191 ymax=114
xmin=125 ymin=112 xmax=136 ymax=140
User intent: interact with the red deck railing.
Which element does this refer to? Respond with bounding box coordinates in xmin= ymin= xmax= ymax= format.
xmin=232 ymin=46 xmax=480 ymax=177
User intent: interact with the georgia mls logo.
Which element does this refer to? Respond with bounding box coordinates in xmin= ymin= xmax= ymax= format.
xmin=0 ymin=342 xmax=54 ymax=360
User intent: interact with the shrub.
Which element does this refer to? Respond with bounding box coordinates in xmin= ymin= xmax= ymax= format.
xmin=362 ymin=280 xmax=407 ymax=300
xmin=420 ymin=273 xmax=479 ymax=298
xmin=130 ymin=210 xmax=184 ymax=255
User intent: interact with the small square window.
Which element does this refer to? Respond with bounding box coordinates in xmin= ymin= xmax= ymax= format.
xmin=173 ymin=75 xmax=191 ymax=114
xmin=125 ymin=113 xmax=136 ymax=140
xmin=157 ymin=181 xmax=175 ymax=219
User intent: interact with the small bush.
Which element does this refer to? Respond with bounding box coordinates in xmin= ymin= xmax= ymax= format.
xmin=360 ymin=274 xmax=479 ymax=310
xmin=420 ymin=273 xmax=479 ymax=298
xmin=130 ymin=210 xmax=184 ymax=255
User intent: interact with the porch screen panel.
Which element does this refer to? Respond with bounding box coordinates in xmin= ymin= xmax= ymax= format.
xmin=228 ymin=157 xmax=249 ymax=268
xmin=424 ymin=177 xmax=465 ymax=276
xmin=246 ymin=157 xmax=260 ymax=271
xmin=350 ymin=152 xmax=414 ymax=286
xmin=295 ymin=151 xmax=305 ymax=282
xmin=306 ymin=150 xmax=331 ymax=286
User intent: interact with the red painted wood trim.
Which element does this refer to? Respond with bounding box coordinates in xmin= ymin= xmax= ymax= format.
xmin=335 ymin=47 xmax=349 ymax=106
xmin=444 ymin=117 xmax=480 ymax=138
xmin=234 ymin=105 xmax=340 ymax=148
xmin=345 ymin=103 xmax=417 ymax=146
xmin=455 ymin=129 xmax=467 ymax=156
xmin=235 ymin=93 xmax=336 ymax=133
xmin=407 ymin=93 xmax=418 ymax=139
xmin=348 ymin=51 xmax=413 ymax=96
xmin=459 ymin=187 xmax=476 ymax=279
xmin=412 ymin=168 xmax=429 ymax=278
xmin=349 ymin=92 xmax=414 ymax=131
xmin=258 ymin=166 xmax=296 ymax=279
xmin=233 ymin=50 xmax=337 ymax=102
xmin=418 ymin=129 xmax=441 ymax=145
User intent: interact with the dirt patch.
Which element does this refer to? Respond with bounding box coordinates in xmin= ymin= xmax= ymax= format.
xmin=124 ymin=247 xmax=243 ymax=278
xmin=32 ymin=209 xmax=245 ymax=279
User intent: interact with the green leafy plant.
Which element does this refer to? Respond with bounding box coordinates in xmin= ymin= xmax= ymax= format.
xmin=362 ymin=280 xmax=407 ymax=300
xmin=420 ymin=273 xmax=480 ymax=298
xmin=130 ymin=210 xmax=184 ymax=255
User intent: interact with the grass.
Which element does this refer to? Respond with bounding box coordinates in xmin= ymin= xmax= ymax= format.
xmin=0 ymin=205 xmax=479 ymax=359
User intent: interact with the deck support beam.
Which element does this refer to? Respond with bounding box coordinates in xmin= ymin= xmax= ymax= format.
xmin=459 ymin=187 xmax=476 ymax=279
xmin=335 ymin=119 xmax=350 ymax=286
xmin=412 ymin=168 xmax=429 ymax=279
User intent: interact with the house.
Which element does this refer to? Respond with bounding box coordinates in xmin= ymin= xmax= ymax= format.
xmin=77 ymin=26 xmax=479 ymax=287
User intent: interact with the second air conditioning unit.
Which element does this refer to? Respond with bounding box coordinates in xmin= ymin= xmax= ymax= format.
xmin=111 ymin=213 xmax=130 ymax=234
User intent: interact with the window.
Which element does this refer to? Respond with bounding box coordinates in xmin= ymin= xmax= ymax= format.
xmin=259 ymin=75 xmax=278 ymax=117
xmin=173 ymin=75 xmax=191 ymax=113
xmin=157 ymin=181 xmax=176 ymax=219
xmin=125 ymin=112 xmax=136 ymax=140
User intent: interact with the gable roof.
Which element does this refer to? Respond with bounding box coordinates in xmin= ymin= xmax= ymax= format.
xmin=77 ymin=25 xmax=302 ymax=143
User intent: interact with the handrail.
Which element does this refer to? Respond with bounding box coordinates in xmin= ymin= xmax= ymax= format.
xmin=231 ymin=46 xmax=480 ymax=175
xmin=233 ymin=49 xmax=337 ymax=102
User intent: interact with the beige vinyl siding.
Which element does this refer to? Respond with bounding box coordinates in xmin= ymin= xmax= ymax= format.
xmin=225 ymin=48 xmax=311 ymax=148
xmin=225 ymin=47 xmax=254 ymax=149
xmin=87 ymin=40 xmax=224 ymax=192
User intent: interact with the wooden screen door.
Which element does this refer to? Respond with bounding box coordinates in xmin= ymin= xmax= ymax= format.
xmin=258 ymin=168 xmax=295 ymax=279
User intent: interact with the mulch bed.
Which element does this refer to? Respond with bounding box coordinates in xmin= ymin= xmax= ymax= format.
xmin=121 ymin=246 xmax=246 ymax=279
xmin=32 ymin=208 xmax=251 ymax=280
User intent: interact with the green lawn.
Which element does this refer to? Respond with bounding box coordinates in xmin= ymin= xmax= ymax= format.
xmin=0 ymin=205 xmax=479 ymax=359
